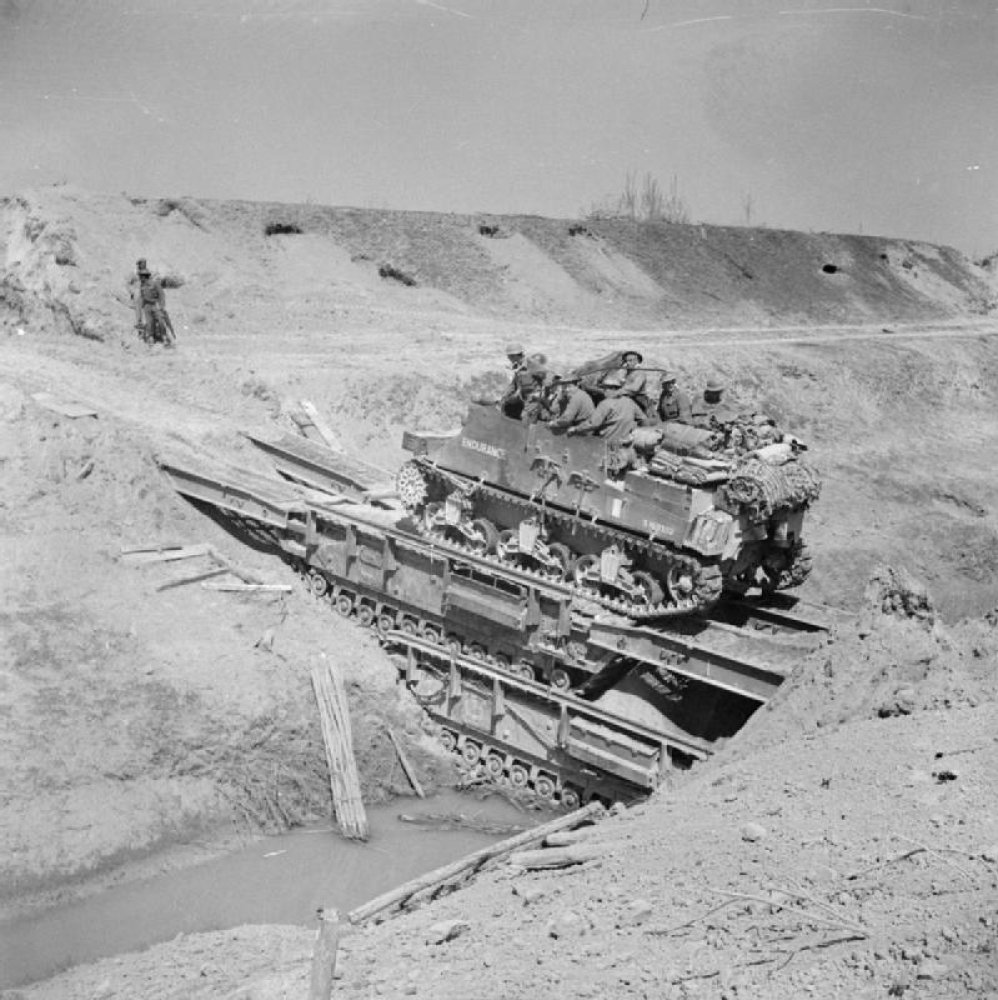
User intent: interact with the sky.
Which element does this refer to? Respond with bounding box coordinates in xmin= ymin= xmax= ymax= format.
xmin=0 ymin=0 xmax=995 ymax=253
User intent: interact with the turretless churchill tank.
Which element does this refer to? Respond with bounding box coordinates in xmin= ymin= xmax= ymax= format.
xmin=397 ymin=402 xmax=820 ymax=619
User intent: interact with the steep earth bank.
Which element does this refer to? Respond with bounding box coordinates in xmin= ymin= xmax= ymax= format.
xmin=1 ymin=185 xmax=997 ymax=997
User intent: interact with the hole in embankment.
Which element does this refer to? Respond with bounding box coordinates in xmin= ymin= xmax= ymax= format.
xmin=264 ymin=222 xmax=303 ymax=236
xmin=821 ymin=263 xmax=840 ymax=275
xmin=378 ymin=263 xmax=417 ymax=286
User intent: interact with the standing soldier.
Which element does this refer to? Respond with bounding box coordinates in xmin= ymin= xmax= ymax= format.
xmin=657 ymin=371 xmax=693 ymax=425
xmin=132 ymin=259 xmax=175 ymax=347
xmin=499 ymin=343 xmax=548 ymax=419
xmin=614 ymin=350 xmax=657 ymax=417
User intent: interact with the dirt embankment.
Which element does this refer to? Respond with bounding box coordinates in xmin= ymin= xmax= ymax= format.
xmin=2 ymin=184 xmax=998 ymax=996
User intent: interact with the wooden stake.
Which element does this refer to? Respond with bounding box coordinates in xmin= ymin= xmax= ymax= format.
xmin=309 ymin=907 xmax=341 ymax=1000
xmin=386 ymin=727 xmax=425 ymax=799
xmin=348 ymin=801 xmax=604 ymax=926
xmin=300 ymin=400 xmax=343 ymax=452
xmin=202 ymin=583 xmax=293 ymax=593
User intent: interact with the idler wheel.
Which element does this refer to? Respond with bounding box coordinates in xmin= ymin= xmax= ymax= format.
xmin=307 ymin=571 xmax=329 ymax=598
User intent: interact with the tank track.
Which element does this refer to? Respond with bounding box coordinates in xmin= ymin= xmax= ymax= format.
xmin=403 ymin=461 xmax=723 ymax=620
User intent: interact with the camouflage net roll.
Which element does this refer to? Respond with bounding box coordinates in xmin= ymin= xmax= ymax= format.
xmin=722 ymin=458 xmax=822 ymax=520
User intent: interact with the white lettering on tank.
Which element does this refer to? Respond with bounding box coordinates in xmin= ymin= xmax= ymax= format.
xmin=461 ymin=437 xmax=506 ymax=460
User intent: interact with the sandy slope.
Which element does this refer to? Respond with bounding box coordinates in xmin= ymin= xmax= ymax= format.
xmin=2 ymin=185 xmax=998 ymax=998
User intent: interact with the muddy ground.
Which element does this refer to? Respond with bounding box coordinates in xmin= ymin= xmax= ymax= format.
xmin=2 ymin=185 xmax=998 ymax=998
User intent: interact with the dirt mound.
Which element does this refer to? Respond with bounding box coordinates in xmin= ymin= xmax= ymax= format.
xmin=730 ymin=567 xmax=998 ymax=760
xmin=2 ymin=186 xmax=994 ymax=347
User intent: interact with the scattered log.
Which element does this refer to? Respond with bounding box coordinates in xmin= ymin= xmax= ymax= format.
xmin=349 ymin=801 xmax=604 ymax=926
xmin=543 ymin=825 xmax=600 ymax=848
xmin=386 ymin=727 xmax=425 ymax=799
xmin=508 ymin=844 xmax=607 ymax=870
xmin=311 ymin=659 xmax=369 ymax=840
xmin=156 ymin=567 xmax=230 ymax=591
xmin=206 ymin=546 xmax=266 ymax=585
xmin=31 ymin=392 xmax=98 ymax=419
xmin=120 ymin=542 xmax=184 ymax=555
xmin=300 ymin=399 xmax=343 ymax=452
xmin=308 ymin=907 xmax=341 ymax=1000
xmin=123 ymin=543 xmax=213 ymax=564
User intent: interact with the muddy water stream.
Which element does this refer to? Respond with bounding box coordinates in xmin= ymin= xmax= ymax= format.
xmin=0 ymin=792 xmax=537 ymax=989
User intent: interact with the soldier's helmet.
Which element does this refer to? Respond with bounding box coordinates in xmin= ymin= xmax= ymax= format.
xmin=602 ymin=372 xmax=626 ymax=389
xmin=505 ymin=342 xmax=525 ymax=357
xmin=622 ymin=350 xmax=643 ymax=364
xmin=705 ymin=377 xmax=725 ymax=393
xmin=660 ymin=370 xmax=677 ymax=384
xmin=136 ymin=258 xmax=151 ymax=275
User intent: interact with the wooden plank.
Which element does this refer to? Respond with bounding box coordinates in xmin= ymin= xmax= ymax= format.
xmin=300 ymin=400 xmax=343 ymax=453
xmin=348 ymin=801 xmax=603 ymax=926
xmin=31 ymin=392 xmax=98 ymax=419
xmin=311 ymin=660 xmax=369 ymax=840
xmin=119 ymin=542 xmax=184 ymax=555
xmin=123 ymin=543 xmax=213 ymax=565
xmin=202 ymin=583 xmax=293 ymax=593
xmin=156 ymin=567 xmax=229 ymax=592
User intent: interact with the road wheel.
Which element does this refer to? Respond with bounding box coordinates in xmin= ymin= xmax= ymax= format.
xmin=461 ymin=741 xmax=481 ymax=765
xmin=356 ymin=605 xmax=375 ymax=628
xmin=485 ymin=754 xmax=505 ymax=779
xmin=334 ymin=593 xmax=354 ymax=616
xmin=632 ymin=570 xmax=664 ymax=608
xmin=545 ymin=542 xmax=574 ymax=580
xmin=468 ymin=518 xmax=499 ymax=555
xmin=509 ymin=763 xmax=530 ymax=788
xmin=439 ymin=729 xmax=457 ymax=752
xmin=550 ymin=668 xmax=571 ymax=691
xmin=307 ymin=571 xmax=329 ymax=597
xmin=534 ymin=774 xmax=557 ymax=801
xmin=572 ymin=554 xmax=600 ymax=587
xmin=560 ymin=786 xmax=582 ymax=811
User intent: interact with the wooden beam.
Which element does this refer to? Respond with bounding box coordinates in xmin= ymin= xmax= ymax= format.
xmin=156 ymin=567 xmax=229 ymax=591
xmin=123 ymin=543 xmax=213 ymax=565
xmin=348 ymin=801 xmax=604 ymax=926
